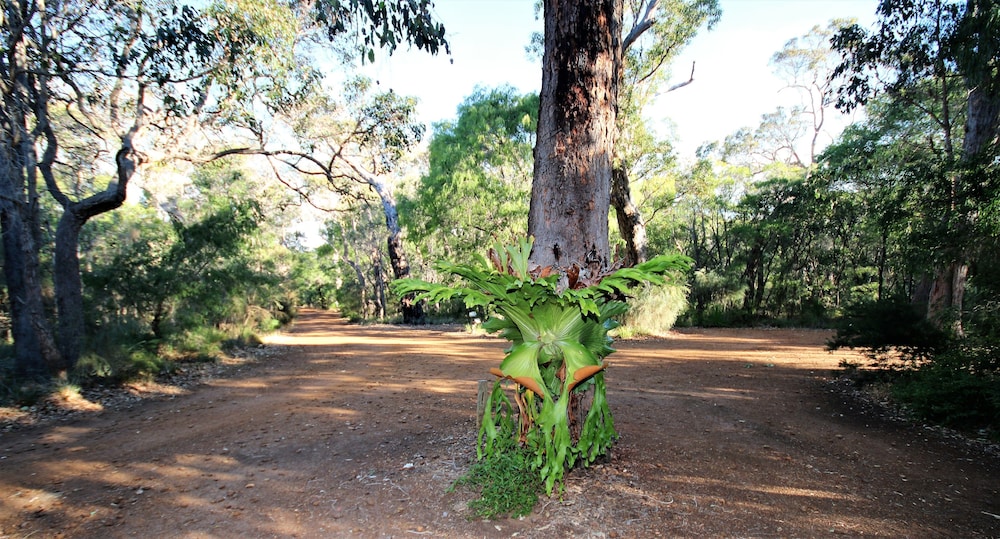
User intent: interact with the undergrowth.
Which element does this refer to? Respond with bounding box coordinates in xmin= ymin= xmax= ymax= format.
xmin=831 ymin=299 xmax=999 ymax=441
xmin=451 ymin=430 xmax=542 ymax=519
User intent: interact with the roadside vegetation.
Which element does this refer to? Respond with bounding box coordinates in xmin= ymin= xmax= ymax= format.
xmin=1 ymin=0 xmax=997 ymax=519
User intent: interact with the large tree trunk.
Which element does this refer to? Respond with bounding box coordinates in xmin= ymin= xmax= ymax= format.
xmin=528 ymin=0 xmax=623 ymax=275
xmin=924 ymin=1 xmax=1000 ymax=334
xmin=0 ymin=8 xmax=62 ymax=378
xmin=53 ymin=211 xmax=87 ymax=369
xmin=925 ymin=73 xmax=1000 ymax=333
xmin=0 ymin=198 xmax=61 ymax=378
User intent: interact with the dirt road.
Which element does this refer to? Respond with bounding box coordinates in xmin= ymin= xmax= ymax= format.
xmin=1 ymin=309 xmax=997 ymax=538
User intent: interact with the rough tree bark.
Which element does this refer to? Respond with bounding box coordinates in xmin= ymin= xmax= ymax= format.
xmin=528 ymin=0 xmax=623 ymax=275
xmin=1 ymin=8 xmax=62 ymax=377
xmin=0 ymin=194 xmax=61 ymax=378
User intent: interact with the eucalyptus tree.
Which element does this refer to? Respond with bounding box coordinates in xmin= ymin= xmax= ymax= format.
xmin=525 ymin=1 xmax=718 ymax=266
xmin=769 ymin=20 xmax=853 ymax=167
xmin=222 ymin=77 xmax=428 ymax=322
xmin=0 ymin=0 xmax=449 ymax=376
xmin=401 ymin=86 xmax=537 ymax=265
xmin=832 ymin=0 xmax=1000 ymax=332
xmin=1 ymin=0 xmax=223 ymax=376
xmin=612 ymin=0 xmax=720 ymax=266
xmin=526 ymin=0 xmax=720 ymax=275
xmin=528 ymin=0 xmax=622 ymax=275
xmin=323 ymin=202 xmax=395 ymax=320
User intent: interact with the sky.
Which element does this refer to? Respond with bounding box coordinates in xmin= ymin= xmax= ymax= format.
xmin=359 ymin=0 xmax=881 ymax=160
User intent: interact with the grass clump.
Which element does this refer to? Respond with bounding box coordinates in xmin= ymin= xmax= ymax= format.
xmin=615 ymin=282 xmax=688 ymax=338
xmin=452 ymin=432 xmax=542 ymax=520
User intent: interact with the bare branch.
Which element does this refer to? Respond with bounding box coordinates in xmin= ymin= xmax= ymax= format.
xmin=663 ymin=61 xmax=696 ymax=93
xmin=623 ymin=0 xmax=660 ymax=52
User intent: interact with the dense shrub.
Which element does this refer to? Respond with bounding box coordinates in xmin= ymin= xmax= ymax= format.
xmin=827 ymin=298 xmax=949 ymax=365
xmin=831 ymin=299 xmax=999 ymax=439
xmin=892 ymin=342 xmax=1000 ymax=437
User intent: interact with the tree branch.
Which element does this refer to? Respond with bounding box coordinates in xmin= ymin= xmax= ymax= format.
xmin=623 ymin=0 xmax=660 ymax=52
xmin=663 ymin=61 xmax=696 ymax=93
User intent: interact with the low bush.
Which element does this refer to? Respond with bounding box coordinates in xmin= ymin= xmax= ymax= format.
xmin=891 ymin=341 xmax=1000 ymax=438
xmin=831 ymin=299 xmax=999 ymax=440
xmin=827 ymin=298 xmax=948 ymax=365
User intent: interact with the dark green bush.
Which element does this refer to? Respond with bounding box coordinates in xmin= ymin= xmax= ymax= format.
xmin=828 ymin=298 xmax=949 ymax=365
xmin=891 ymin=341 xmax=999 ymax=436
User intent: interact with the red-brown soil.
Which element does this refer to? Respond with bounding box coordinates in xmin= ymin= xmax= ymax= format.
xmin=1 ymin=309 xmax=998 ymax=538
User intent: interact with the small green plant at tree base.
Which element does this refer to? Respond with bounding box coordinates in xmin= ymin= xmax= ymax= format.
xmin=393 ymin=237 xmax=691 ymax=502
xmin=449 ymin=389 xmax=541 ymax=519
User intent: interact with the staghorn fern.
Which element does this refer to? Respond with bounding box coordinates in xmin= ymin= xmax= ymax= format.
xmin=392 ymin=237 xmax=691 ymax=495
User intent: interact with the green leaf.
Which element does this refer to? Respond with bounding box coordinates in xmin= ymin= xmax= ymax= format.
xmin=559 ymin=340 xmax=603 ymax=392
xmin=493 ymin=341 xmax=548 ymax=399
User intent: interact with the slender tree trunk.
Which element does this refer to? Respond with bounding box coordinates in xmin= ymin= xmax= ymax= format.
xmin=53 ymin=210 xmax=86 ymax=368
xmin=528 ymin=0 xmax=623 ymax=275
xmin=610 ymin=165 xmax=647 ymax=266
xmin=345 ymin=258 xmax=369 ymax=317
xmin=371 ymin=255 xmax=387 ymax=319
xmin=346 ymin=160 xmax=424 ymax=323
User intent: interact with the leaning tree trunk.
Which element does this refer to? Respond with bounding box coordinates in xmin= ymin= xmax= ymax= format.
xmin=528 ymin=0 xmax=623 ymax=275
xmin=347 ymin=159 xmax=425 ymax=323
xmin=45 ymin=137 xmax=132 ymax=369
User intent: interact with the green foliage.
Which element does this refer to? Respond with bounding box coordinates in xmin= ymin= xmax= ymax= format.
xmin=838 ymin=299 xmax=1000 ymax=438
xmin=393 ymin=238 xmax=691 ymax=496
xmin=452 ymin=382 xmax=542 ymax=520
xmin=73 ymin=324 xmax=171 ymax=384
xmin=892 ymin=347 xmax=1000 ymax=436
xmin=75 ymin=163 xmax=299 ymax=386
xmin=310 ymin=0 xmax=449 ymax=62
xmin=400 ymin=86 xmax=537 ymax=263
xmin=288 ymin=248 xmax=339 ymax=309
xmin=828 ymin=299 xmax=949 ymax=365
xmin=616 ymin=282 xmax=689 ymax=337
xmin=681 ymin=268 xmax=745 ymax=327
xmin=85 ymin=197 xmax=268 ymax=336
